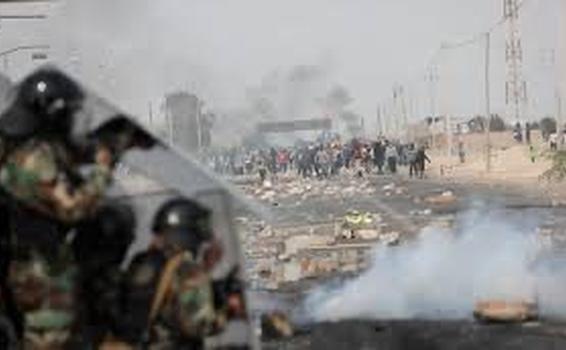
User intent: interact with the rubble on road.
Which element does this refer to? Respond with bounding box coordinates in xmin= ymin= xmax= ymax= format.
xmin=380 ymin=231 xmax=400 ymax=246
xmin=424 ymin=190 xmax=457 ymax=205
xmin=409 ymin=208 xmax=432 ymax=217
xmin=382 ymin=182 xmax=407 ymax=197
xmin=261 ymin=311 xmax=294 ymax=339
xmin=239 ymin=209 xmax=406 ymax=289
xmin=243 ymin=176 xmax=377 ymax=203
xmin=382 ymin=183 xmax=396 ymax=191
xmin=473 ymin=300 xmax=538 ymax=323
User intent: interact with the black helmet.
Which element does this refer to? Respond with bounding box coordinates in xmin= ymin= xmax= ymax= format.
xmin=73 ymin=202 xmax=136 ymax=269
xmin=0 ymin=67 xmax=84 ymax=139
xmin=152 ymin=197 xmax=213 ymax=255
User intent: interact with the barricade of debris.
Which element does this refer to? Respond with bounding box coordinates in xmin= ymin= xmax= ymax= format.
xmin=474 ymin=300 xmax=538 ymax=323
xmin=238 ymin=209 xmax=402 ymax=290
xmin=242 ymin=176 xmax=378 ymax=204
xmin=424 ymin=190 xmax=458 ymax=206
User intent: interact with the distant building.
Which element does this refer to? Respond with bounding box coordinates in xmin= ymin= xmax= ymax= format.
xmin=164 ymin=91 xmax=202 ymax=153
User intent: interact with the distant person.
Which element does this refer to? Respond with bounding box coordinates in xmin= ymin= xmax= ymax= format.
xmin=269 ymin=148 xmax=277 ymax=174
xmin=276 ymin=149 xmax=289 ymax=173
xmin=525 ymin=122 xmax=531 ymax=144
xmin=373 ymin=141 xmax=386 ymax=174
xmin=407 ymin=144 xmax=418 ymax=178
xmin=513 ymin=122 xmax=523 ymax=143
xmin=457 ymin=139 xmax=466 ymax=164
xmin=416 ymin=146 xmax=431 ymax=178
xmin=550 ymin=132 xmax=558 ymax=151
xmin=529 ymin=144 xmax=537 ymax=163
xmin=385 ymin=142 xmax=399 ymax=174
xmin=342 ymin=145 xmax=353 ymax=169
xmin=258 ymin=160 xmax=267 ymax=184
xmin=331 ymin=150 xmax=343 ymax=176
xmin=315 ymin=147 xmax=330 ymax=179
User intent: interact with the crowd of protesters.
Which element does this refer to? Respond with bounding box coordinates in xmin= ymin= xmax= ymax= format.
xmin=203 ymin=137 xmax=431 ymax=180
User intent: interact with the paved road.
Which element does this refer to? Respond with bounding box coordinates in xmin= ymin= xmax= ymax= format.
xmin=253 ymin=173 xmax=566 ymax=349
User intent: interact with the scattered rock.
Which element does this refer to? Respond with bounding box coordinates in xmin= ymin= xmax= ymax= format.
xmin=382 ymin=183 xmax=396 ymax=191
xmin=261 ymin=311 xmax=294 ymax=339
xmin=425 ymin=190 xmax=457 ymax=205
xmin=394 ymin=187 xmax=406 ymax=195
xmin=357 ymin=229 xmax=380 ymax=240
xmin=410 ymin=208 xmax=432 ymax=217
xmin=380 ymin=232 xmax=400 ymax=246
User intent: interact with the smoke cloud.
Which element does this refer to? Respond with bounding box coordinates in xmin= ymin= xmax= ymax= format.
xmin=303 ymin=204 xmax=566 ymax=322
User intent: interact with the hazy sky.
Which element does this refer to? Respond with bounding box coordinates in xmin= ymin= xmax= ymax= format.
xmin=0 ymin=0 xmax=559 ymax=126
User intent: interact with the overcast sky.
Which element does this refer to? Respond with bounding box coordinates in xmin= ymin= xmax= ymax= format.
xmin=0 ymin=0 xmax=559 ymax=126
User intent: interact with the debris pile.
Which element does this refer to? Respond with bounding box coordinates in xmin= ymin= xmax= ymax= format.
xmin=382 ymin=182 xmax=407 ymax=197
xmin=244 ymin=177 xmax=377 ymax=203
xmin=260 ymin=311 xmax=294 ymax=339
xmin=239 ymin=210 xmax=403 ymax=289
xmin=424 ymin=190 xmax=457 ymax=206
xmin=474 ymin=300 xmax=538 ymax=323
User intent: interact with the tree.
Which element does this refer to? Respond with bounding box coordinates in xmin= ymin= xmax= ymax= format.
xmin=489 ymin=114 xmax=506 ymax=132
xmin=467 ymin=116 xmax=486 ymax=133
xmin=540 ymin=117 xmax=557 ymax=137
xmin=543 ymin=151 xmax=566 ymax=181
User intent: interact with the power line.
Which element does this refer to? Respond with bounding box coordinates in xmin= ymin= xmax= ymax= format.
xmin=377 ymin=0 xmax=534 ymax=125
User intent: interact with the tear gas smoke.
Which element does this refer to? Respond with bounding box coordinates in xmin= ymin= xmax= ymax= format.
xmin=304 ymin=205 xmax=566 ymax=322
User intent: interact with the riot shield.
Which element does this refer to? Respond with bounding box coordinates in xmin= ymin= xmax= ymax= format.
xmin=0 ymin=66 xmax=259 ymax=349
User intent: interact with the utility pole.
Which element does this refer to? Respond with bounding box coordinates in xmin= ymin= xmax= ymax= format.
xmin=484 ymin=32 xmax=492 ymax=172
xmin=542 ymin=49 xmax=562 ymax=138
xmin=375 ymin=105 xmax=383 ymax=137
xmin=557 ymin=91 xmax=562 ymax=135
xmin=0 ymin=45 xmax=49 ymax=76
xmin=399 ymin=85 xmax=408 ymax=141
xmin=383 ymin=101 xmax=391 ymax=137
xmin=504 ymin=0 xmax=527 ymax=124
xmin=392 ymin=86 xmax=399 ymax=138
xmin=560 ymin=0 xmax=566 ymax=137
xmin=166 ymin=105 xmax=174 ymax=145
xmin=425 ymin=65 xmax=439 ymax=149
xmin=148 ymin=101 xmax=153 ymax=126
xmin=196 ymin=99 xmax=203 ymax=152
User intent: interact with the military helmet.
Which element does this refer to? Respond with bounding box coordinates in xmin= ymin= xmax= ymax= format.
xmin=152 ymin=197 xmax=213 ymax=255
xmin=0 ymin=67 xmax=84 ymax=138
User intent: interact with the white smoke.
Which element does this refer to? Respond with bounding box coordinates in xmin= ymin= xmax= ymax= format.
xmin=304 ymin=205 xmax=566 ymax=322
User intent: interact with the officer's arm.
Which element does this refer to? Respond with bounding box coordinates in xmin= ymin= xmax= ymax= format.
xmin=48 ymin=145 xmax=114 ymax=222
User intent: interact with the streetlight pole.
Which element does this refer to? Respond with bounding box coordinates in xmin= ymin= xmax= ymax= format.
xmin=0 ymin=15 xmax=47 ymax=20
xmin=484 ymin=32 xmax=492 ymax=173
xmin=426 ymin=65 xmax=438 ymax=149
xmin=0 ymin=44 xmax=50 ymax=75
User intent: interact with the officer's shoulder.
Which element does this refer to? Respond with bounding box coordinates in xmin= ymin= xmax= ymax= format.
xmin=127 ymin=250 xmax=167 ymax=286
xmin=129 ymin=249 xmax=167 ymax=268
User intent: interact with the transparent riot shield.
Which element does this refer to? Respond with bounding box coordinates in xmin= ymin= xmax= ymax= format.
xmin=85 ymin=74 xmax=259 ymax=349
xmin=0 ymin=66 xmax=259 ymax=349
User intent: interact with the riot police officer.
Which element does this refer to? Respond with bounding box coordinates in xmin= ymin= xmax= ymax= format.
xmin=116 ymin=197 xmax=227 ymax=349
xmin=0 ymin=68 xmax=127 ymax=348
xmin=0 ymin=68 xmax=116 ymax=223
xmin=73 ymin=202 xmax=136 ymax=348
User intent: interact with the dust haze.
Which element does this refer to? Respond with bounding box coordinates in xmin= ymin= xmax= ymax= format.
xmin=2 ymin=0 xmax=559 ymax=142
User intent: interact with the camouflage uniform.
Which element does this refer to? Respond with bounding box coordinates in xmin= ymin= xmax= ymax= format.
xmin=7 ymin=247 xmax=77 ymax=350
xmin=0 ymin=68 xmax=123 ymax=349
xmin=119 ymin=249 xmax=221 ymax=349
xmin=0 ymin=138 xmax=112 ymax=223
xmin=0 ymin=137 xmax=114 ymax=349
